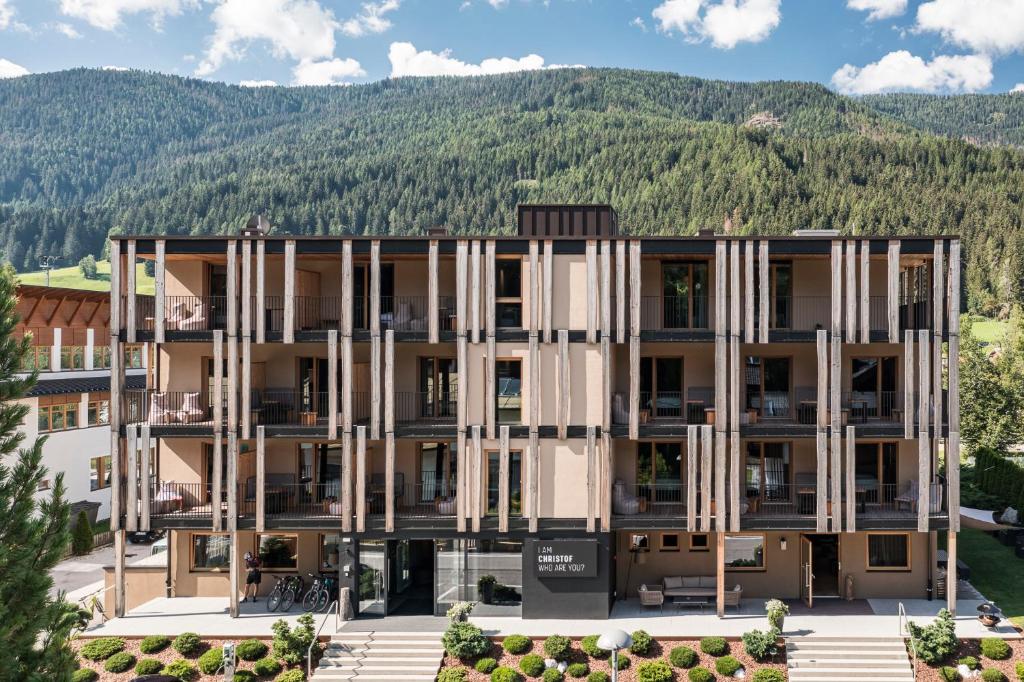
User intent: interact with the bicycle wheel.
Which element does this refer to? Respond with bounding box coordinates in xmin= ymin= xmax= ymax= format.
xmin=266 ymin=588 xmax=282 ymax=612
xmin=315 ymin=587 xmax=330 ymax=612
xmin=301 ymin=586 xmax=319 ymax=612
xmin=280 ymin=587 xmax=296 ymax=612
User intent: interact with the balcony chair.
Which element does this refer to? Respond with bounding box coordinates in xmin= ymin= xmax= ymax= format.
xmin=638 ymin=584 xmax=664 ymax=610
xmin=165 ymin=301 xmax=189 ymax=330
xmin=367 ymin=472 xmax=405 ymax=511
xmin=245 ymin=473 xmax=297 ymax=514
xmin=176 ymin=391 xmax=205 ymax=423
xmin=895 ymin=480 xmax=917 ymax=512
xmin=152 ymin=481 xmax=184 ymax=514
xmin=393 ymin=302 xmax=426 ymax=331
xmin=148 ymin=392 xmax=176 ymax=424
xmin=613 ymin=480 xmax=640 ymax=515
xmin=612 ymin=393 xmax=629 ymax=425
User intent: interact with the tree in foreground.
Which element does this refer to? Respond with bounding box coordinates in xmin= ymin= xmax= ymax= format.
xmin=0 ymin=266 xmax=79 ymax=680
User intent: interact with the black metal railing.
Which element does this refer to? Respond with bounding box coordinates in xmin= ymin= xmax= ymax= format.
xmin=365 ymin=481 xmax=457 ymax=518
xmin=744 ymin=484 xmax=816 ymax=517
xmin=251 ymin=390 xmax=330 ymax=426
xmin=124 ymin=390 xmax=217 ymax=426
xmin=149 ymin=481 xmax=214 ymax=519
xmin=640 ymin=296 xmax=711 ymax=330
xmin=395 ymin=391 xmax=458 ymax=423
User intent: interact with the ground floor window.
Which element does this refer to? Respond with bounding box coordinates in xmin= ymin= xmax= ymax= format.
xmin=258 ymin=534 xmax=298 ymax=570
xmin=725 ymin=534 xmax=765 ymax=570
xmin=689 ymin=533 xmax=709 ymax=551
xmin=867 ymin=533 xmax=910 ymax=570
xmin=192 ymin=533 xmax=231 ymax=571
xmin=90 ymin=455 xmax=111 ymax=491
xmin=321 ymin=534 xmax=342 ymax=571
xmin=659 ymin=533 xmax=680 ymax=551
xmin=486 ymin=450 xmax=522 ymax=516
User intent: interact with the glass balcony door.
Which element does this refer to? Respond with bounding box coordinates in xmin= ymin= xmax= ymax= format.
xmin=745 ymin=356 xmax=792 ymax=419
xmin=661 ymin=262 xmax=708 ymax=329
xmin=639 ymin=357 xmax=684 ymax=420
xmin=418 ymin=357 xmax=457 ymax=420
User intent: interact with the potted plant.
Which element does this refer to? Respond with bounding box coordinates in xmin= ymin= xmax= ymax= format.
xmin=765 ymin=599 xmax=789 ymax=631
xmin=478 ymin=575 xmax=497 ymax=604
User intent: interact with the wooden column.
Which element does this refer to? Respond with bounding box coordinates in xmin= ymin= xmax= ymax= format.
xmin=256 ymin=240 xmax=266 ymax=344
xmin=498 ymin=426 xmax=510 ymax=533
xmin=126 ymin=425 xmax=138 ymax=532
xmin=457 ymin=429 xmax=468 ymax=532
xmin=700 ymin=425 xmax=712 ymax=531
xmin=601 ymin=337 xmax=611 ymax=433
xmin=586 ymin=427 xmax=596 ymax=532
xmin=629 ymin=241 xmax=641 ymax=337
xmin=816 ymin=330 xmax=828 ymax=533
xmin=716 ymin=531 xmax=725 ymax=618
xmin=887 ymin=240 xmax=900 ymax=342
xmin=283 ymin=239 xmax=295 ymax=343
xmin=744 ymin=241 xmax=754 ymax=343
xmin=471 ymin=240 xmax=481 ymax=344
xmin=918 ymin=329 xmax=931 ymax=532
xmin=457 ymin=337 xmax=468 ymax=433
xmin=904 ymin=330 xmax=915 ymax=439
xmin=212 ymin=433 xmax=223 ymax=531
xmin=686 ymin=425 xmax=698 ymax=531
xmin=485 ymin=241 xmax=496 ymax=439
xmin=860 ymin=242 xmax=870 ymax=343
xmin=457 ymin=240 xmax=469 ymax=336
xmin=616 ymin=240 xmax=626 ymax=345
xmin=586 ymin=240 xmax=598 ymax=343
xmin=384 ymin=329 xmax=395 ymax=532
xmin=341 ymin=241 xmax=353 ymax=443
xmin=356 ymin=426 xmax=367 ymax=532
xmin=126 ymin=240 xmax=137 ymax=343
xmin=600 ymin=241 xmax=611 ymax=340
xmin=328 ymin=330 xmax=338 ymax=439
xmin=529 ymin=430 xmax=540 ymax=532
xmin=428 ymin=239 xmax=439 ymax=343
xmin=370 ymin=240 xmax=381 ymax=440
xmin=628 ymin=336 xmax=640 ymax=440
xmin=229 ymin=530 xmax=239 ymax=617
xmin=256 ymin=426 xmax=266 ymax=532
xmin=471 ymin=425 xmax=483 ymax=533
xmin=758 ymin=241 xmax=769 ymax=343
xmin=845 ymin=240 xmax=857 ymax=343
xmin=213 ymin=329 xmax=224 ymax=436
xmin=227 ymin=336 xmax=238 ymax=434
xmin=154 ymin=239 xmax=166 ymax=343
xmin=241 ymin=239 xmax=252 ymax=340
xmin=110 ymin=239 xmax=121 ymax=333
xmin=114 ymin=530 xmax=126 ymax=617
xmin=830 ymin=241 xmax=843 ymax=532
xmin=729 ymin=240 xmax=741 ymax=531
xmin=529 ymin=240 xmax=540 ymax=337
xmin=557 ymin=329 xmax=569 ymax=440
xmin=543 ymin=240 xmax=553 ymax=343
xmin=948 ymin=240 xmax=961 ymax=532
xmin=601 ymin=432 xmax=613 ymax=532
xmin=529 ymin=333 xmax=540 ymax=531
xmin=109 ymin=240 xmax=122 ymax=532
xmin=226 ymin=240 xmax=238 ymax=338
xmin=846 ymin=425 xmax=856 ymax=532
xmin=714 ymin=241 xmax=727 ymax=532
xmin=714 ymin=431 xmax=726 ymax=532
xmin=341 ymin=430 xmax=353 ymax=533
xmin=932 ymin=241 xmax=945 ymax=447
xmin=385 ymin=433 xmax=395 ymax=533
xmin=226 ymin=431 xmax=238 ymax=532
xmin=138 ymin=424 xmax=151 ymax=531
xmin=947 ymin=529 xmax=958 ymax=614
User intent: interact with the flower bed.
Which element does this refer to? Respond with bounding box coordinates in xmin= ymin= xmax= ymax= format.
xmin=442 ymin=634 xmax=787 ymax=682
xmin=913 ymin=638 xmax=1024 ymax=682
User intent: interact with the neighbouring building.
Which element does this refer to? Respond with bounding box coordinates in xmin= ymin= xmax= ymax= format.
xmin=104 ymin=205 xmax=961 ymax=620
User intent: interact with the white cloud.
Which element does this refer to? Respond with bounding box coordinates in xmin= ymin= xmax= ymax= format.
xmin=831 ymin=50 xmax=993 ymax=95
xmin=630 ymin=16 xmax=648 ymax=32
xmin=292 ymin=57 xmax=365 ymax=85
xmin=652 ymin=0 xmax=780 ymax=49
xmin=53 ymin=22 xmax=83 ymax=38
xmin=59 ymin=0 xmax=199 ymax=31
xmin=0 ymin=0 xmax=14 ymax=30
xmin=341 ymin=0 xmax=400 ymax=37
xmin=197 ymin=0 xmax=340 ymax=77
xmin=1012 ymin=83 xmax=1024 ymax=93
xmin=102 ymin=64 xmax=128 ymax=70
xmin=388 ymin=41 xmax=573 ymax=77
xmin=487 ymin=0 xmax=509 ymax=7
xmin=847 ymin=0 xmax=907 ymax=21
xmin=240 ymin=79 xmax=277 ymax=87
xmin=0 ymin=57 xmax=29 ymax=78
xmin=916 ymin=0 xmax=1024 ymax=55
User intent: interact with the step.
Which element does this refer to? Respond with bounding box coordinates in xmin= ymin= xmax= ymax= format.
xmin=789 ymin=659 xmax=911 ymax=669
xmin=322 ymin=652 xmax=440 ymax=662
xmin=788 ymin=668 xmax=914 ymax=678
xmin=324 ymin=647 xmax=442 ymax=656
xmin=787 ymin=641 xmax=908 ymax=650
xmin=319 ymin=663 xmax=439 ymax=672
xmin=787 ymin=650 xmax=909 ymax=660
xmin=312 ymin=674 xmax=438 ymax=681
xmin=786 ymin=676 xmax=914 ymax=682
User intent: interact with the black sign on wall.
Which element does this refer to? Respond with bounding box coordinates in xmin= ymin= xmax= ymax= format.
xmin=535 ymin=540 xmax=598 ymax=578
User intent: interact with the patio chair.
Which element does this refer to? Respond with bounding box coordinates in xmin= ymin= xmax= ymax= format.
xmin=895 ymin=481 xmax=918 ymax=512
xmin=638 ymin=585 xmax=664 ymax=610
xmin=148 ymin=392 xmax=176 ymax=424
xmin=165 ymin=301 xmax=188 ymax=330
xmin=176 ymin=392 xmax=205 ymax=423
xmin=612 ymin=393 xmax=629 ymax=425
xmin=178 ymin=301 xmax=207 ymax=331
xmin=723 ymin=584 xmax=743 ymax=611
xmin=613 ymin=480 xmax=640 ymax=515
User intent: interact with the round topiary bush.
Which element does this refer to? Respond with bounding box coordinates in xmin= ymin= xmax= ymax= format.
xmin=939 ymin=667 xmax=961 ymax=682
xmin=274 ymin=670 xmax=306 ymax=682
xmin=162 ymin=659 xmax=199 ymax=681
xmin=198 ymin=647 xmax=224 ymax=675
xmin=438 ymin=667 xmax=467 ymax=682
xmin=237 ymin=638 xmax=269 ymax=661
xmin=669 ymin=646 xmax=698 ymax=669
xmin=140 ymin=634 xmax=171 ymax=654
xmin=699 ymin=637 xmax=728 ymax=657
xmin=751 ymin=670 xmax=786 ymax=682
xmin=567 ymin=662 xmax=589 ymax=678
xmin=636 ymin=660 xmax=674 ymax=682
xmin=1016 ymin=661 xmax=1024 ymax=681
xmin=71 ymin=669 xmax=98 ymax=682
xmin=981 ymin=638 xmax=1011 ymax=660
xmin=172 ymin=632 xmax=203 ymax=657
xmin=543 ymin=669 xmax=564 ymax=682
xmin=253 ymin=657 xmax=283 ymax=677
xmin=587 ymin=672 xmax=609 ymax=682
xmin=104 ymin=652 xmax=136 ymax=673
xmin=714 ymin=656 xmax=742 ymax=676
xmin=477 ymin=658 xmax=498 ymax=674
xmin=630 ymin=630 xmax=653 ymax=655
xmin=233 ymin=672 xmax=256 ymax=682
xmin=958 ymin=656 xmax=979 ymax=670
xmin=614 ymin=654 xmax=630 ymax=671
xmin=443 ymin=622 xmax=492 ymax=659
xmin=504 ymin=635 xmax=533 ymax=655
xmin=581 ymin=635 xmax=609 ymax=659
xmin=80 ymin=636 xmax=126 ymax=661
xmin=981 ymin=670 xmax=1007 ymax=682
xmin=492 ymin=666 xmax=521 ymax=682
xmin=687 ymin=667 xmax=714 ymax=682
xmin=136 ymin=659 xmax=164 ymax=675
xmin=520 ymin=654 xmax=546 ymax=678
xmin=544 ymin=635 xmax=572 ymax=661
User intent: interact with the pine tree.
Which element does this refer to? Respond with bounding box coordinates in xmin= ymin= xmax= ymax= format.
xmin=71 ymin=511 xmax=93 ymax=556
xmin=0 ymin=266 xmax=80 ymax=681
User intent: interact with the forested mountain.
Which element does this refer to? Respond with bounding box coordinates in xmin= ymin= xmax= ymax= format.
xmin=863 ymin=92 xmax=1024 ymax=147
xmin=0 ymin=67 xmax=1022 ymax=314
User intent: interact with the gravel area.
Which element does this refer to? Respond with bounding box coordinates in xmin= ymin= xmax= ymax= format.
xmin=914 ymin=638 xmax=1024 ymax=682
xmin=444 ymin=635 xmax=787 ymax=682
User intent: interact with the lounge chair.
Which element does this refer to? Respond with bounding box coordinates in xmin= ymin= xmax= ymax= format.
xmin=176 ymin=392 xmax=205 ymax=423
xmin=639 ymin=585 xmax=664 ymax=610
xmin=148 ymin=392 xmax=176 ymax=424
xmin=723 ymin=584 xmax=743 ymax=611
xmin=895 ymin=481 xmax=917 ymax=512
xmin=613 ymin=480 xmax=640 ymax=515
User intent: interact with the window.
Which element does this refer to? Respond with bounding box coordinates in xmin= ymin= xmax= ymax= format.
xmin=855 ymin=442 xmax=898 ymax=505
xmin=689 ymin=533 xmax=709 ymax=552
xmin=495 ymin=259 xmax=522 ymax=328
xmin=88 ymin=399 xmax=110 ymax=426
xmin=745 ymin=442 xmax=791 ymax=500
xmin=495 ymin=359 xmax=522 ymax=423
xmin=192 ymin=534 xmax=231 ymax=571
xmin=659 ymin=533 xmax=680 ymax=552
xmin=258 ymin=534 xmax=298 ymax=570
xmin=745 ymin=356 xmax=791 ymax=418
xmin=419 ymin=442 xmax=456 ymax=501
xmin=639 ymin=357 xmax=684 ymax=420
xmin=636 ymin=442 xmax=684 ymax=507
xmin=419 ymin=357 xmax=458 ymax=419
xmin=22 ymin=347 xmax=50 ymax=372
xmin=661 ymin=262 xmax=709 ymax=328
xmin=486 ymin=450 xmax=522 ymax=516
xmin=90 ymin=455 xmax=112 ymax=491
xmin=320 ymin=534 xmax=342 ymax=571
xmin=124 ymin=344 xmax=144 ymax=369
xmin=850 ymin=357 xmax=898 ymax=419
xmin=867 ymin=533 xmax=910 ymax=570
xmin=92 ymin=346 xmax=111 ymax=369
xmin=753 ymin=262 xmax=792 ymax=329
xmin=725 ymin=534 xmax=765 ymax=570
xmin=38 ymin=402 xmax=79 ymax=432
xmin=60 ymin=346 xmax=85 ymax=370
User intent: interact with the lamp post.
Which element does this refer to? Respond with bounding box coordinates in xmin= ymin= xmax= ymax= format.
xmin=597 ymin=629 xmax=632 ymax=682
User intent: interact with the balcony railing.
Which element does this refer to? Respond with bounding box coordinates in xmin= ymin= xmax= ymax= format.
xmin=741 ymin=480 xmax=945 ymax=519
xmin=744 ymin=484 xmax=817 ymax=517
xmin=616 ymin=483 xmax=687 ymax=517
xmin=149 ymin=481 xmax=215 ymax=520
xmin=124 ymin=390 xmax=217 ymax=426
xmin=366 ymin=481 xmax=457 ymax=519
xmin=252 ymin=389 xmax=330 ymax=427
xmin=395 ymin=391 xmax=458 ymax=423
xmin=640 ymin=296 xmax=711 ymax=331
xmin=842 ymin=391 xmax=903 ymax=423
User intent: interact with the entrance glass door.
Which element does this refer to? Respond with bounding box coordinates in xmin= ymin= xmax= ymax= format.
xmin=358 ymin=539 xmax=387 ymax=616
xmin=800 ymin=536 xmax=813 ymax=607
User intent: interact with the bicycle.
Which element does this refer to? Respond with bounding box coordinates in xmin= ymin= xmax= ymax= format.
xmin=302 ymin=572 xmax=338 ymax=612
xmin=279 ymin=574 xmax=305 ymax=612
xmin=301 ymin=573 xmax=323 ymax=612
xmin=266 ymin=575 xmax=289 ymax=612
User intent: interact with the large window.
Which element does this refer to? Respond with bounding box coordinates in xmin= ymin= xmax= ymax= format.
xmin=258 ymin=534 xmax=298 ymax=570
xmin=753 ymin=262 xmax=792 ymax=329
xmin=486 ymin=450 xmax=522 ymax=516
xmin=636 ymin=442 xmax=684 ymax=508
xmin=745 ymin=356 xmax=791 ymax=418
xmin=320 ymin=534 xmax=342 ymax=571
xmin=855 ymin=442 xmax=898 ymax=505
xmin=124 ymin=344 xmax=144 ymax=369
xmin=867 ymin=533 xmax=910 ymax=571
xmin=92 ymin=346 xmax=111 ymax=369
xmin=88 ymin=397 xmax=110 ymax=426
xmin=745 ymin=442 xmax=791 ymax=500
xmin=419 ymin=442 xmax=456 ymax=501
xmin=661 ymin=262 xmax=709 ymax=328
xmin=22 ymin=347 xmax=50 ymax=372
xmin=495 ymin=259 xmax=522 ymax=328
xmin=639 ymin=357 xmax=684 ymax=420
xmin=850 ymin=357 xmax=898 ymax=419
xmin=724 ymin=534 xmax=766 ymax=571
xmin=419 ymin=357 xmax=458 ymax=419
xmin=495 ymin=359 xmax=522 ymax=423
xmin=90 ymin=455 xmax=111 ymax=491
xmin=60 ymin=346 xmax=85 ymax=370
xmin=192 ymin=533 xmax=231 ymax=571
xmin=38 ymin=401 xmax=79 ymax=432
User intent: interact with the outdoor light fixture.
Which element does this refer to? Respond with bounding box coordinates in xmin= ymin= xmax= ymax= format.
xmin=780 ymin=537 xmax=787 ymax=551
xmin=597 ymin=629 xmax=632 ymax=682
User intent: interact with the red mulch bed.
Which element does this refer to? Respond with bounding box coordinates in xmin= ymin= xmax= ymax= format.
xmin=914 ymin=639 xmax=1024 ymax=682
xmin=443 ymin=636 xmax=787 ymax=682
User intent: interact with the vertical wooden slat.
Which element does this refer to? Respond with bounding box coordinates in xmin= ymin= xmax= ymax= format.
xmin=242 ymin=337 xmax=251 ymax=439
xmin=529 ymin=240 xmax=539 ymax=335
xmin=457 ymin=240 xmax=468 ymax=336
xmin=845 ymin=240 xmax=857 ymax=343
xmin=758 ymin=240 xmax=769 ymax=343
xmin=457 ymin=429 xmax=468 ymax=532
xmin=700 ymin=425 xmax=712 ymax=532
xmin=212 ymin=433 xmax=223 ymax=531
xmin=241 ymin=239 xmax=252 ymax=339
xmin=114 ymin=530 xmax=125 ymax=617
xmin=628 ymin=336 xmax=640 ymax=441
xmin=356 ymin=426 xmax=367 ymax=533
xmin=126 ymin=425 xmax=138 ymax=532
xmin=948 ymin=239 xmax=961 ymax=532
xmin=816 ymin=430 xmax=828 ymax=532
xmin=729 ymin=240 xmax=741 ymax=531
xmin=457 ymin=336 xmax=468 ymax=433
xmin=256 ymin=240 xmax=266 ymax=344
xmin=714 ymin=242 xmax=727 ymax=531
xmin=110 ymin=239 xmax=121 ymax=333
xmin=226 ymin=240 xmax=237 ymax=338
xmin=213 ymin=330 xmax=224 ymax=435
xmin=486 ymin=336 xmax=496 ymax=439
xmin=229 ymin=530 xmax=239 ymax=617
xmin=946 ymin=530 xmax=957 ymax=615
xmin=485 ymin=241 xmax=496 ymax=337
xmin=601 ymin=337 xmax=611 ymax=433
xmin=744 ymin=240 xmax=754 ymax=343
xmin=341 ymin=240 xmax=353 ymax=337
xmin=716 ymin=531 xmax=725 ymax=617
xmin=428 ymin=239 xmax=439 ymax=343
xmin=471 ymin=240 xmax=481 ymax=344
xmin=385 ymin=433 xmax=395 ymax=533
xmin=529 ymin=431 xmax=540 ymax=533
xmin=629 ymin=241 xmax=641 ymax=337
xmin=600 ymin=240 xmax=611 ymax=339
xmin=846 ymin=425 xmax=856 ymax=532
xmin=601 ymin=432 xmax=613 ymax=532
xmin=831 ymin=240 xmax=843 ymax=339
xmin=109 ymin=241 xmax=122 ymax=532
xmin=154 ymin=240 xmax=166 ymax=343
xmin=471 ymin=425 xmax=482 ymax=533
xmin=586 ymin=240 xmax=598 ymax=343
xmin=226 ymin=431 xmax=238 ymax=532
xmin=529 ymin=335 xmax=539 ymax=432
xmin=919 ymin=329 xmax=931 ymax=532
xmin=616 ymin=240 xmax=626 ymax=345
xmin=341 ymin=430 xmax=353 ymax=533
xmin=933 ymin=241 xmax=945 ymax=443
xmin=498 ymin=426 xmax=510 ymax=533
xmin=543 ymin=240 xmax=554 ymax=343
xmin=686 ymin=425 xmax=697 ymax=531
xmin=831 ymin=335 xmax=842 ymax=532
xmin=888 ymin=240 xmax=900 ymax=342
xmin=283 ymin=240 xmax=295 ymax=343
xmin=370 ymin=336 xmax=381 ymax=440
xmin=139 ymin=424 xmax=151 ymax=532
xmin=370 ymin=240 xmax=381 ymax=336
xmin=342 ymin=335 xmax=352 ymax=434
xmin=714 ymin=431 xmax=726 ymax=531
xmin=586 ymin=427 xmax=596 ymax=533
xmin=256 ymin=426 xmax=265 ymax=532
xmin=328 ymin=330 xmax=338 ymax=439
xmin=557 ymin=329 xmax=569 ymax=440
xmin=227 ymin=335 xmax=238 ymax=434
xmin=126 ymin=240 xmax=136 ymax=343
xmin=384 ymin=330 xmax=394 ymax=434
xmin=860 ymin=241 xmax=870 ymax=343
xmin=905 ymin=330 xmax=915 ymax=439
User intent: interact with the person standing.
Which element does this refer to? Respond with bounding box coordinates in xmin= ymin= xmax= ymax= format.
xmin=243 ymin=551 xmax=262 ymax=603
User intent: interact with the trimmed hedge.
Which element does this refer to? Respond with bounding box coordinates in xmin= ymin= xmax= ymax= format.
xmin=981 ymin=638 xmax=1012 ymax=660
xmin=274 ymin=670 xmax=306 ymax=682
xmin=520 ymin=654 xmax=546 ymax=677
xmin=71 ymin=669 xmax=98 ymax=682
xmin=504 ymin=635 xmax=533 ymax=655
xmin=543 ymin=669 xmax=564 ymax=682
xmin=587 ymin=673 xmax=609 ymax=682
xmin=544 ymin=635 xmax=572 ymax=661
xmin=981 ymin=670 xmax=1008 ymax=682
xmin=687 ymin=667 xmax=713 ymax=682
xmin=940 ymin=667 xmax=961 ymax=682
xmin=172 ymin=632 xmax=203 ymax=657
xmin=974 ymin=447 xmax=1024 ymax=512
xmin=567 ymin=663 xmax=590 ymax=678
xmin=135 ymin=659 xmax=164 ymax=675
xmin=140 ymin=634 xmax=171 ymax=654
xmin=198 ymin=647 xmax=224 ymax=674
xmin=636 ymin=660 xmax=674 ymax=682
xmin=613 ymin=654 xmax=630 ymax=671
xmin=79 ymin=637 xmax=125 ymax=661
xmin=162 ymin=659 xmax=199 ymax=681
xmin=581 ymin=635 xmax=609 ymax=659
xmin=669 ymin=646 xmax=698 ymax=669
xmin=630 ymin=630 xmax=653 ymax=655
xmin=1016 ymin=661 xmax=1024 ymax=682
xmin=958 ymin=656 xmax=979 ymax=670
xmin=254 ymin=657 xmax=283 ymax=676
xmin=233 ymin=672 xmax=256 ymax=682
xmin=699 ymin=637 xmax=728 ymax=657
xmin=237 ymin=638 xmax=269 ymax=661
xmin=714 ymin=656 xmax=742 ymax=676
xmin=438 ymin=667 xmax=467 ymax=682
xmin=477 ymin=658 xmax=499 ymax=674
xmin=492 ymin=666 xmax=521 ymax=682
xmin=751 ymin=670 xmax=786 ymax=682
xmin=104 ymin=652 xmax=136 ymax=673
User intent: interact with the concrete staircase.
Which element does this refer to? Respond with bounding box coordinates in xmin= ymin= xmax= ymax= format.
xmin=785 ymin=636 xmax=915 ymax=682
xmin=312 ymin=631 xmax=445 ymax=682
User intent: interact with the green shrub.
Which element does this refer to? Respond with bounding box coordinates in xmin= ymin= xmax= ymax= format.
xmin=237 ymin=638 xmax=269 ymax=661
xmin=71 ymin=511 xmax=94 ymax=556
xmin=71 ymin=670 xmax=97 ymax=682
xmin=104 ymin=652 xmax=136 ymax=673
xmin=939 ymin=667 xmax=961 ymax=682
xmin=581 ymin=635 xmax=609 ymax=659
xmin=234 ymin=672 xmax=256 ymax=682
xmin=699 ymin=637 xmax=728 ymax=657
xmin=162 ymin=659 xmax=199 ymax=681
xmin=274 ymin=670 xmax=307 ymax=682
xmin=504 ymin=635 xmax=533 ymax=655
xmin=959 ymin=656 xmax=979 ymax=670
xmin=172 ymin=632 xmax=203 ymax=657
xmin=630 ymin=629 xmax=653 ymax=655
xmin=492 ymin=666 xmax=521 ymax=682
xmin=687 ymin=667 xmax=713 ymax=682
xmin=636 ymin=660 xmax=674 ymax=682
xmin=477 ymin=658 xmax=499 ymax=674
xmin=136 ymin=658 xmax=164 ymax=675
xmin=981 ymin=670 xmax=1008 ymax=682
xmin=544 ymin=635 xmax=572 ymax=661
xmin=614 ymin=654 xmax=630 ymax=671
xmin=443 ymin=621 xmax=491 ymax=659
xmin=520 ymin=654 xmax=546 ymax=677
xmin=751 ymin=670 xmax=786 ymax=682
xmin=714 ymin=656 xmax=742 ymax=676
xmin=272 ymin=613 xmax=319 ymax=665
xmin=669 ymin=646 xmax=698 ymax=669
xmin=254 ymin=657 xmax=283 ymax=676
xmin=981 ymin=637 xmax=1012 ymax=660
xmin=439 ymin=667 xmax=468 ymax=682
xmin=79 ymin=636 xmax=125 ymax=660
xmin=1016 ymin=661 xmax=1024 ymax=682
xmin=140 ymin=634 xmax=171 ymax=654
xmin=543 ymin=669 xmax=564 ymax=682
xmin=906 ymin=609 xmax=957 ymax=665
xmin=567 ymin=663 xmax=589 ymax=678
xmin=587 ymin=672 xmax=609 ymax=682
xmin=198 ymin=647 xmax=224 ymax=674
xmin=742 ymin=628 xmax=779 ymax=661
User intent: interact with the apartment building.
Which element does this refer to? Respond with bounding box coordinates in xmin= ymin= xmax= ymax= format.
xmin=14 ymin=285 xmax=148 ymax=523
xmin=105 ymin=205 xmax=961 ymax=621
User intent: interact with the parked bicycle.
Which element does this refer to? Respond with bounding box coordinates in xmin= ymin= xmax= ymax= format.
xmin=266 ymin=574 xmax=305 ymax=612
xmin=302 ymin=572 xmax=338 ymax=613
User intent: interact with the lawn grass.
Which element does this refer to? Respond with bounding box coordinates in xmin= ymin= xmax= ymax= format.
xmin=16 ymin=260 xmax=154 ymax=295
xmin=958 ymin=527 xmax=1024 ymax=627
xmin=964 ymin=314 xmax=1008 ymax=344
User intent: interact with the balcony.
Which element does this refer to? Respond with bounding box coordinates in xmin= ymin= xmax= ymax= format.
xmin=624 ymin=388 xmax=715 ymax=425
xmin=124 ymin=390 xmax=218 ymax=427
xmin=394 ymin=391 xmax=458 ymax=425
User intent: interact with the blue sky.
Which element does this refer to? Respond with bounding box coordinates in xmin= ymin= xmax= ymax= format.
xmin=0 ymin=0 xmax=1022 ymax=94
